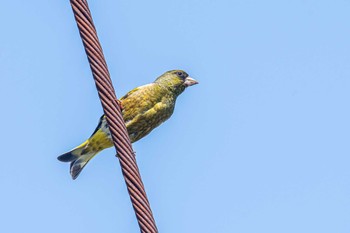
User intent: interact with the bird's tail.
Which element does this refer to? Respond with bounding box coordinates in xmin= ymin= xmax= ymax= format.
xmin=57 ymin=141 xmax=98 ymax=180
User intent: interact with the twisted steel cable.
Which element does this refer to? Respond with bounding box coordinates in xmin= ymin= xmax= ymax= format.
xmin=70 ymin=1 xmax=158 ymax=232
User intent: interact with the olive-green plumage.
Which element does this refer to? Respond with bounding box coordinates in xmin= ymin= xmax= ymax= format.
xmin=58 ymin=70 xmax=198 ymax=179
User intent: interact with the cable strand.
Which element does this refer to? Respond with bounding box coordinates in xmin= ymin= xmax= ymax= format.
xmin=70 ymin=1 xmax=158 ymax=232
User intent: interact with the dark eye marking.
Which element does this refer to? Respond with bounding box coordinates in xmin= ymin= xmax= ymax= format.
xmin=177 ymin=71 xmax=183 ymax=76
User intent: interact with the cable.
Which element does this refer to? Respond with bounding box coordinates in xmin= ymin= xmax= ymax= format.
xmin=70 ymin=1 xmax=158 ymax=232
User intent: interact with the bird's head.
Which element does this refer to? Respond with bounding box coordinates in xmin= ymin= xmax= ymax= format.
xmin=154 ymin=70 xmax=198 ymax=96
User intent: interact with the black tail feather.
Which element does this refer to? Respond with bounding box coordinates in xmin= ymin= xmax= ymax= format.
xmin=57 ymin=151 xmax=77 ymax=162
xmin=70 ymin=155 xmax=92 ymax=180
xmin=58 ymin=144 xmax=96 ymax=179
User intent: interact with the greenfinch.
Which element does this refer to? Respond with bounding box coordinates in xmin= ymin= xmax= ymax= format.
xmin=58 ymin=70 xmax=198 ymax=179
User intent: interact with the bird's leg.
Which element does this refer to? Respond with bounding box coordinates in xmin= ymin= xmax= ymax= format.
xmin=116 ymin=99 xmax=124 ymax=111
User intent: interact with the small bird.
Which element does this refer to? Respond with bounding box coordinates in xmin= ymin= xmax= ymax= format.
xmin=58 ymin=70 xmax=198 ymax=179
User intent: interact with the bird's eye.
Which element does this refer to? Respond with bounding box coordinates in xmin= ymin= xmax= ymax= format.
xmin=177 ymin=72 xmax=183 ymax=76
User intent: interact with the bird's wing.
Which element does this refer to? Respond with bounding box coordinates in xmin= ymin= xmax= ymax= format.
xmin=124 ymin=97 xmax=172 ymax=142
xmin=120 ymin=83 xmax=164 ymax=122
xmin=89 ymin=85 xmax=153 ymax=138
xmin=120 ymin=83 xmax=153 ymax=101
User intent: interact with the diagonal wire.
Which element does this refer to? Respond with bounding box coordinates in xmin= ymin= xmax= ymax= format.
xmin=69 ymin=1 xmax=158 ymax=232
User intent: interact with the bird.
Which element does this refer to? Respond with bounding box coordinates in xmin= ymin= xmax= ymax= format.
xmin=57 ymin=70 xmax=198 ymax=179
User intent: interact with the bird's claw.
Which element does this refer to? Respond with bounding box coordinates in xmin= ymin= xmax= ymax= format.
xmin=116 ymin=99 xmax=124 ymax=110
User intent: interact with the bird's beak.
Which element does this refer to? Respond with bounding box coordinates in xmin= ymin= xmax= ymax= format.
xmin=184 ymin=77 xmax=199 ymax=87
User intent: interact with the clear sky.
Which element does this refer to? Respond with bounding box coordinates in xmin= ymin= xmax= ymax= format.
xmin=1 ymin=1 xmax=349 ymax=232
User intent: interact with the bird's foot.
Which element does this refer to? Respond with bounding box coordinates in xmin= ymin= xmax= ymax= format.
xmin=116 ymin=99 xmax=124 ymax=110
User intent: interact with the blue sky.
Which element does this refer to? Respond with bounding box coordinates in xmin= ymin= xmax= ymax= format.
xmin=1 ymin=1 xmax=350 ymax=232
